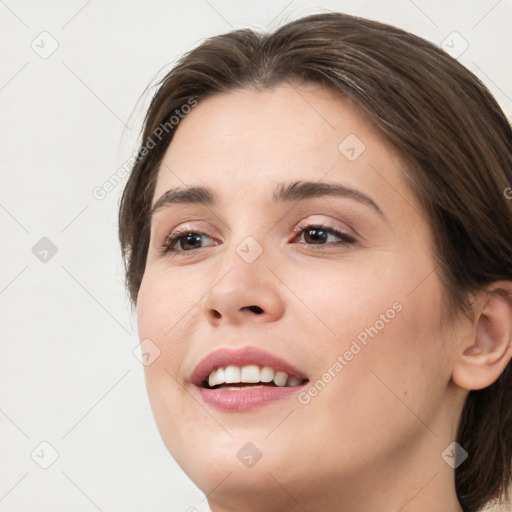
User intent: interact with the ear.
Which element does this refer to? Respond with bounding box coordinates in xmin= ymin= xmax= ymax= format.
xmin=452 ymin=282 xmax=512 ymax=391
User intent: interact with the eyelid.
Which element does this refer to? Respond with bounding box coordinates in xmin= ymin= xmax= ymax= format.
xmin=292 ymin=217 xmax=356 ymax=239
xmin=291 ymin=223 xmax=357 ymax=247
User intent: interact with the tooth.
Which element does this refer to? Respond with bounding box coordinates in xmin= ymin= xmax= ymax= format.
xmin=260 ymin=366 xmax=275 ymax=383
xmin=241 ymin=365 xmax=261 ymax=383
xmin=224 ymin=365 xmax=241 ymax=383
xmin=209 ymin=368 xmax=225 ymax=387
xmin=286 ymin=377 xmax=301 ymax=387
xmin=273 ymin=371 xmax=288 ymax=387
xmin=207 ymin=365 xmax=299 ymax=388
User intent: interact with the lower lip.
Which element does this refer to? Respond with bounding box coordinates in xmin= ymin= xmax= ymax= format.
xmin=196 ymin=384 xmax=304 ymax=411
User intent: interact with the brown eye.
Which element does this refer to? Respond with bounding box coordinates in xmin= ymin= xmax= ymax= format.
xmin=175 ymin=233 xmax=204 ymax=251
xmin=295 ymin=225 xmax=356 ymax=246
xmin=161 ymin=230 xmax=217 ymax=254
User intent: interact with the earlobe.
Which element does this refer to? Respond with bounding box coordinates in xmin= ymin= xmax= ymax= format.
xmin=452 ymin=282 xmax=512 ymax=391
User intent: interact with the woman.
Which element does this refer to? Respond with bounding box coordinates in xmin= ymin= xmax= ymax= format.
xmin=118 ymin=12 xmax=512 ymax=512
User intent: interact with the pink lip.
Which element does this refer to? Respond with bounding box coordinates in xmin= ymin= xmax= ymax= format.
xmin=196 ymin=385 xmax=302 ymax=411
xmin=189 ymin=346 xmax=309 ymax=412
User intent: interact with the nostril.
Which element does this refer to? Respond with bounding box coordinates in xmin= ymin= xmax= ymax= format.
xmin=212 ymin=310 xmax=221 ymax=319
xmin=246 ymin=305 xmax=263 ymax=314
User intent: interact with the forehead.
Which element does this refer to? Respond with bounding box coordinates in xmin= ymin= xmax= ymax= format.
xmin=152 ymin=83 xmax=406 ymax=210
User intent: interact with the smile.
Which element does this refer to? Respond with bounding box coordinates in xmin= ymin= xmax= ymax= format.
xmin=190 ymin=346 xmax=309 ymax=411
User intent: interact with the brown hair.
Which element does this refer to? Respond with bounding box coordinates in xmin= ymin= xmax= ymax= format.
xmin=118 ymin=12 xmax=512 ymax=511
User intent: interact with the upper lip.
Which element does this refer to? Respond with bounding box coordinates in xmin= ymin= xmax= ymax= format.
xmin=189 ymin=346 xmax=309 ymax=387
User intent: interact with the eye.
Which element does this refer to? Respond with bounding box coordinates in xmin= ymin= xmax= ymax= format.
xmin=160 ymin=228 xmax=218 ymax=254
xmin=158 ymin=222 xmax=356 ymax=256
xmin=293 ymin=223 xmax=356 ymax=246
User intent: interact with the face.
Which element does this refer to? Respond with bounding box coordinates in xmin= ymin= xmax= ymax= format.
xmin=137 ymin=83 xmax=461 ymax=509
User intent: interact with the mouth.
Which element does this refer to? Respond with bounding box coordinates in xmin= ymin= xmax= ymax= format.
xmin=203 ymin=364 xmax=308 ymax=389
xmin=190 ymin=346 xmax=309 ymax=411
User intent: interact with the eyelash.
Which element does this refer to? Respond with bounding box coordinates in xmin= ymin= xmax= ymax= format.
xmin=158 ymin=222 xmax=356 ymax=256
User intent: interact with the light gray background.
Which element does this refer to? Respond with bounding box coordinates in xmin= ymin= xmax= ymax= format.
xmin=1 ymin=1 xmax=511 ymax=511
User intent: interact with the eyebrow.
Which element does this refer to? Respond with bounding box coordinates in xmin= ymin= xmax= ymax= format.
xmin=150 ymin=180 xmax=386 ymax=221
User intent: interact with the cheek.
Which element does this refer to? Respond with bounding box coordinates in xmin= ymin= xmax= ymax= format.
xmin=136 ymin=269 xmax=198 ymax=428
xmin=284 ymin=258 xmax=403 ymax=342
xmin=137 ymin=266 xmax=202 ymax=361
xmin=297 ymin=255 xmax=450 ymax=415
xmin=315 ymin=268 xmax=450 ymax=435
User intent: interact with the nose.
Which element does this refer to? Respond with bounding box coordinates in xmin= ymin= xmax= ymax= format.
xmin=201 ymin=252 xmax=285 ymax=326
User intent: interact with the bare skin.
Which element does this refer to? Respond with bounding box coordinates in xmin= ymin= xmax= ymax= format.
xmin=136 ymin=82 xmax=512 ymax=512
